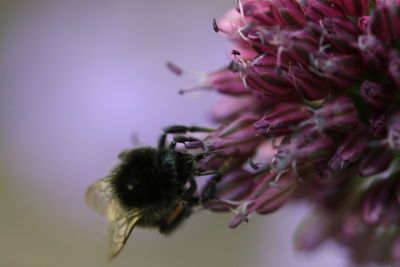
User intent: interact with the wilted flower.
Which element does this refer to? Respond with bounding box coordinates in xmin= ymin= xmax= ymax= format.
xmin=167 ymin=0 xmax=400 ymax=265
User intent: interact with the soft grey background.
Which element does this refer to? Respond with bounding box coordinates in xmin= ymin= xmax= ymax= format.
xmin=0 ymin=0 xmax=348 ymax=266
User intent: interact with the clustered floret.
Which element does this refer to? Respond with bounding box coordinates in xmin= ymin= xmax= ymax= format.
xmin=172 ymin=0 xmax=400 ymax=264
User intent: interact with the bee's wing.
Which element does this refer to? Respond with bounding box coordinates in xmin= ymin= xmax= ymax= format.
xmin=85 ymin=177 xmax=142 ymax=259
xmin=107 ymin=200 xmax=142 ymax=260
xmin=85 ymin=177 xmax=113 ymax=216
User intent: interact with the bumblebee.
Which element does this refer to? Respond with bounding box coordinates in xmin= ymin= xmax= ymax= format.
xmin=85 ymin=125 xmax=221 ymax=259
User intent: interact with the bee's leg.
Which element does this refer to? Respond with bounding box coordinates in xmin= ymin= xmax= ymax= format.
xmin=200 ymin=173 xmax=223 ymax=203
xmin=159 ymin=201 xmax=193 ymax=235
xmin=169 ymin=136 xmax=201 ymax=150
xmin=194 ymin=150 xmax=224 ymax=161
xmin=186 ymin=177 xmax=198 ymax=195
xmin=158 ymin=125 xmax=214 ymax=148
xmin=182 ymin=178 xmax=200 ymax=204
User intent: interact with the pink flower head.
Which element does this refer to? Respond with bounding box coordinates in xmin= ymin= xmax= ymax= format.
xmin=168 ymin=0 xmax=400 ymax=265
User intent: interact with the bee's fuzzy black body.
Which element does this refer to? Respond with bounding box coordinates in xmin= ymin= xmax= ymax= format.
xmin=110 ymin=147 xmax=196 ymax=233
xmin=86 ymin=125 xmax=222 ymax=258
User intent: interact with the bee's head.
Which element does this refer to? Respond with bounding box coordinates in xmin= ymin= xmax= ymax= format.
xmin=110 ymin=147 xmax=174 ymax=208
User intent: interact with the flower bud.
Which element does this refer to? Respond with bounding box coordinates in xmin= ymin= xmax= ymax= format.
xmin=283 ymin=26 xmax=320 ymax=66
xmin=273 ymin=0 xmax=306 ymax=27
xmin=362 ymin=181 xmax=392 ymax=225
xmin=308 ymin=96 xmax=359 ymax=132
xmin=228 ymin=171 xmax=296 ymax=228
xmin=254 ymin=103 xmax=311 ymax=137
xmin=368 ymin=110 xmax=388 ymax=138
xmin=327 ymin=126 xmax=368 ymax=172
xmin=375 ymin=0 xmax=400 ymax=8
xmin=358 ymin=146 xmax=392 ymax=177
xmin=252 ymin=171 xmax=296 ymax=214
xmin=289 ymin=65 xmax=330 ymax=100
xmin=273 ymin=129 xmax=334 ymax=171
xmin=201 ymin=114 xmax=262 ymax=170
xmin=240 ymin=0 xmax=280 ymax=27
xmin=217 ymin=9 xmax=243 ymax=38
xmin=244 ymin=54 xmax=296 ymax=97
xmin=360 ymin=80 xmax=394 ymax=109
xmin=340 ymin=0 xmax=370 ymax=17
xmin=208 ymin=68 xmax=248 ymax=95
xmin=311 ymin=54 xmax=363 ymax=89
xmin=338 ymin=210 xmax=367 ymax=243
xmin=205 ymin=169 xmax=255 ymax=211
xmin=325 ymin=16 xmax=360 ymax=39
xmin=322 ymin=17 xmax=360 ymax=53
xmin=304 ymin=0 xmax=345 ymax=22
xmin=313 ymin=163 xmax=356 ymax=186
xmin=357 ymin=34 xmax=388 ymax=73
xmin=370 ymin=4 xmax=400 ymax=42
xmin=294 ymin=209 xmax=332 ymax=251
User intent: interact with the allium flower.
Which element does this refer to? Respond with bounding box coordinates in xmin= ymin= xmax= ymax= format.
xmin=167 ymin=0 xmax=400 ymax=265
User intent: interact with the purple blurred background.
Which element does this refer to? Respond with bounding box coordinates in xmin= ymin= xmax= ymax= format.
xmin=0 ymin=0 xmax=348 ymax=266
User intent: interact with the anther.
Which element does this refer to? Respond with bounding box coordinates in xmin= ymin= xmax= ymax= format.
xmin=212 ymin=18 xmax=219 ymax=33
xmin=231 ymin=49 xmax=241 ymax=56
xmin=166 ymin=61 xmax=183 ymax=76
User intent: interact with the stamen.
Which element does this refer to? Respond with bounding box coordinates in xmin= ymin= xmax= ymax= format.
xmin=367 ymin=158 xmax=400 ymax=180
xmin=251 ymin=53 xmax=266 ymax=66
xmin=166 ymin=63 xmax=210 ymax=94
xmin=240 ymin=73 xmax=250 ymax=90
xmin=228 ymin=60 xmax=241 ymax=73
xmin=178 ymin=84 xmax=209 ymax=95
xmin=218 ymin=198 xmax=245 ymax=206
xmin=269 ymin=181 xmax=283 ymax=189
xmin=231 ymin=49 xmax=241 ymax=56
xmin=230 ymin=200 xmax=252 ymax=222
xmin=166 ymin=61 xmax=184 ymax=76
xmin=237 ymin=25 xmax=251 ymax=42
xmin=212 ymin=18 xmax=220 ymax=33
xmin=237 ymin=0 xmax=247 ymax=25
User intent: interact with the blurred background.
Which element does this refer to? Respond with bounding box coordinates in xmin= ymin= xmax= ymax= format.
xmin=0 ymin=0 xmax=349 ymax=266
